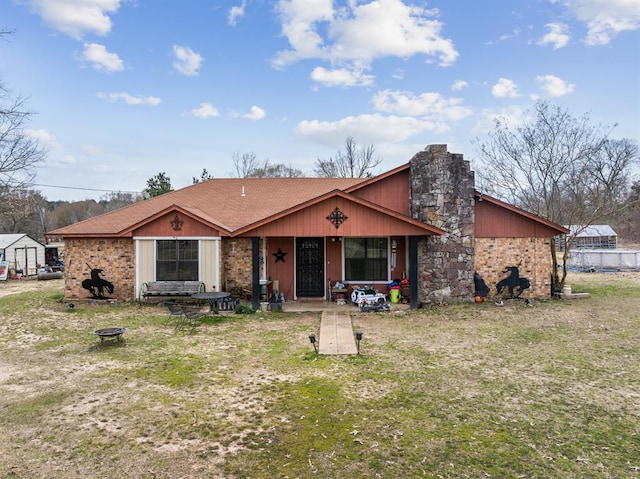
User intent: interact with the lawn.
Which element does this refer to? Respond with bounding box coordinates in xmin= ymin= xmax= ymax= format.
xmin=0 ymin=272 xmax=639 ymax=478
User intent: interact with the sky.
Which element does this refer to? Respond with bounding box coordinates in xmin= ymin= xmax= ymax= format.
xmin=1 ymin=0 xmax=639 ymax=202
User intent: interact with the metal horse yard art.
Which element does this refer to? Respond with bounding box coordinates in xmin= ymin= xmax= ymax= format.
xmin=82 ymin=264 xmax=114 ymax=299
xmin=496 ymin=265 xmax=531 ymax=299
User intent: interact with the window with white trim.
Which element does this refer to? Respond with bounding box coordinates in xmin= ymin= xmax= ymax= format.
xmin=156 ymin=240 xmax=199 ymax=280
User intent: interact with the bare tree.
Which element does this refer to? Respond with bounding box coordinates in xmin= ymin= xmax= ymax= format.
xmin=1 ymin=84 xmax=46 ymax=192
xmin=616 ymin=180 xmax=640 ymax=244
xmin=314 ymin=137 xmax=381 ymax=178
xmin=232 ymin=152 xmax=303 ymax=178
xmin=0 ymin=188 xmax=47 ymax=240
xmin=1 ymin=31 xmax=47 ymax=232
xmin=474 ymin=100 xmax=639 ymax=289
xmin=48 ymin=200 xmax=105 ymax=231
xmin=232 ymin=152 xmax=260 ymax=178
xmin=247 ymin=160 xmax=303 ymax=178
xmin=99 ymin=191 xmax=140 ymax=212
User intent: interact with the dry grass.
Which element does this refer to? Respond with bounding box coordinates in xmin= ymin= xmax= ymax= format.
xmin=0 ymin=272 xmax=639 ymax=478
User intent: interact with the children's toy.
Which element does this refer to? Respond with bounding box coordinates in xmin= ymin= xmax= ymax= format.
xmin=358 ymin=301 xmax=391 ymax=312
xmin=351 ymin=286 xmax=387 ymax=307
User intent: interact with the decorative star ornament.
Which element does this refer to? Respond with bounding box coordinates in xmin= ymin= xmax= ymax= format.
xmin=273 ymin=248 xmax=288 ymax=263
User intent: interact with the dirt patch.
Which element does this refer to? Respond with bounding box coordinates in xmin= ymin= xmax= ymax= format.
xmin=0 ymin=273 xmax=639 ymax=478
xmin=0 ymin=277 xmax=61 ymax=298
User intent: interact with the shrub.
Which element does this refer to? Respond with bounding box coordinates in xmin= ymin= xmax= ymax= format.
xmin=234 ymin=304 xmax=255 ymax=314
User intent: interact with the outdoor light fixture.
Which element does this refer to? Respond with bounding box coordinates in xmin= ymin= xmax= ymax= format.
xmin=355 ymin=331 xmax=363 ymax=355
xmin=309 ymin=333 xmax=318 ymax=354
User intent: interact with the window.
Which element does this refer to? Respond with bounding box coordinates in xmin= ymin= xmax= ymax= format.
xmin=344 ymin=238 xmax=388 ymax=281
xmin=156 ymin=240 xmax=199 ymax=280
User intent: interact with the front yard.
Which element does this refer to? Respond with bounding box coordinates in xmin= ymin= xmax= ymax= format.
xmin=1 ymin=273 xmax=639 ymax=478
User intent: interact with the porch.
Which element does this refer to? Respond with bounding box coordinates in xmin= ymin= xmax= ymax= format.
xmin=255 ymin=299 xmax=411 ymax=313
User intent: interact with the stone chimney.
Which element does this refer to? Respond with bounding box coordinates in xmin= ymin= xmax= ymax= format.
xmin=410 ymin=144 xmax=475 ymax=302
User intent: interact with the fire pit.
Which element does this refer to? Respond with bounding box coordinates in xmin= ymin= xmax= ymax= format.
xmin=94 ymin=327 xmax=127 ymax=343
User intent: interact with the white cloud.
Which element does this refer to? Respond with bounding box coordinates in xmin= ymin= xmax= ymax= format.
xmin=81 ymin=144 xmax=102 ymax=156
xmin=26 ymin=129 xmax=62 ymax=149
xmin=538 ymin=22 xmax=571 ymax=49
xmin=273 ymin=0 xmax=458 ymax=80
xmin=310 ymin=66 xmax=375 ymax=87
xmin=499 ymin=27 xmax=523 ymax=42
xmin=372 ymin=90 xmax=472 ymax=121
xmin=491 ymin=78 xmax=519 ymax=98
xmin=79 ymin=42 xmax=124 ymax=72
xmin=172 ymin=45 xmax=203 ymax=76
xmin=451 ymin=80 xmax=468 ymax=91
xmin=191 ymin=103 xmax=219 ymax=118
xmin=472 ymin=105 xmax=527 ymax=136
xmin=24 ymin=0 xmax=121 ymax=39
xmin=245 ymin=106 xmax=266 ymax=120
xmin=59 ymin=155 xmax=77 ymax=165
xmin=392 ymin=69 xmax=405 ymax=80
xmin=536 ymin=74 xmax=575 ymax=97
xmin=561 ymin=0 xmax=640 ymax=45
xmin=97 ymin=92 xmax=161 ymax=105
xmin=228 ymin=1 xmax=246 ymax=26
xmin=272 ymin=0 xmax=334 ymax=66
xmin=296 ymin=113 xmax=447 ymax=144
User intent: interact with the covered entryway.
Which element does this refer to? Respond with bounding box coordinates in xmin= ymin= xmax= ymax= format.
xmin=296 ymin=237 xmax=324 ymax=297
xmin=237 ymin=191 xmax=445 ymax=304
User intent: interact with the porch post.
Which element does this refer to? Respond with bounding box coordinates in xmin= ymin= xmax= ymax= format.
xmin=409 ymin=236 xmax=419 ymax=310
xmin=252 ymin=237 xmax=260 ymax=311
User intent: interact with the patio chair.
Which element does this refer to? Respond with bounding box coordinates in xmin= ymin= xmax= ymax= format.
xmin=174 ymin=304 xmax=205 ymax=332
xmin=163 ymin=301 xmax=185 ymax=326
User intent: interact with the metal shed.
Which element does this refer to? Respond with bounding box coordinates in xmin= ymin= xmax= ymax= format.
xmin=0 ymin=234 xmax=46 ymax=278
xmin=566 ymin=225 xmax=618 ymax=249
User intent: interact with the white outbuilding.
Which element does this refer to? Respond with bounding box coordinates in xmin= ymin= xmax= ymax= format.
xmin=570 ymin=225 xmax=618 ymax=249
xmin=0 ymin=234 xmax=46 ymax=278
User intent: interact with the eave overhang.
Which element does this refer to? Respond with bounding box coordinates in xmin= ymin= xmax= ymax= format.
xmin=233 ymin=189 xmax=445 ymax=237
xmin=49 ymin=204 xmax=233 ymax=239
xmin=475 ymin=191 xmax=570 ymax=235
xmin=343 ymin=163 xmax=411 ymax=194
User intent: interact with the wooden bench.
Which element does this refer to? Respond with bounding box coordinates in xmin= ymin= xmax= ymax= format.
xmin=140 ymin=281 xmax=205 ymax=301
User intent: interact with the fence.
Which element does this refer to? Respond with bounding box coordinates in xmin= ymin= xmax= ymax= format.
xmin=566 ymin=249 xmax=640 ymax=272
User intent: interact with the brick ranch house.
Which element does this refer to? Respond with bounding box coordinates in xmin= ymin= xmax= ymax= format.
xmin=47 ymin=144 xmax=568 ymax=308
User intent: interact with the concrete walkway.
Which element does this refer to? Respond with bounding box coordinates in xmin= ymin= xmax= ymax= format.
xmin=318 ymin=310 xmax=357 ymax=355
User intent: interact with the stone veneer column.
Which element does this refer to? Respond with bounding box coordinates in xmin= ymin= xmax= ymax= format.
xmin=410 ymin=144 xmax=475 ymax=303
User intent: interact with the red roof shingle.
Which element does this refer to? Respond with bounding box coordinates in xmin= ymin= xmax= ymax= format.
xmin=48 ymin=177 xmax=366 ymax=237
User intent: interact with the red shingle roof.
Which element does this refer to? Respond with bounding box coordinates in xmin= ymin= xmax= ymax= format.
xmin=48 ymin=177 xmax=365 ymax=237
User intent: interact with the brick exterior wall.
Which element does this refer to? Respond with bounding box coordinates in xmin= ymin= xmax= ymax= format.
xmin=64 ymin=238 xmax=136 ymax=301
xmin=474 ymin=237 xmax=553 ymax=299
xmin=222 ymin=238 xmax=254 ymax=292
xmin=410 ymin=144 xmax=476 ymax=303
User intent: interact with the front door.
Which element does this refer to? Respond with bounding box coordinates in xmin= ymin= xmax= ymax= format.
xmin=296 ymin=237 xmax=325 ymax=297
